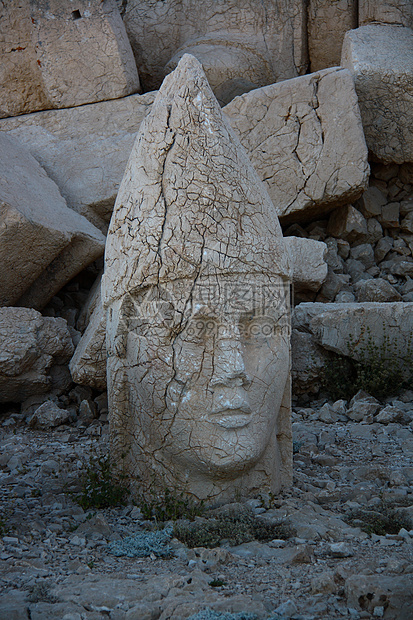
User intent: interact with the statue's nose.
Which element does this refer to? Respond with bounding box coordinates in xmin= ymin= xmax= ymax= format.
xmin=210 ymin=334 xmax=251 ymax=388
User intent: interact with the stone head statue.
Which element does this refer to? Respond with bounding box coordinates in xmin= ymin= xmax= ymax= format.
xmin=102 ymin=55 xmax=292 ymax=503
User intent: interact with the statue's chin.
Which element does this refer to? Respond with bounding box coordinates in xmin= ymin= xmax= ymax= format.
xmin=163 ymin=440 xmax=266 ymax=480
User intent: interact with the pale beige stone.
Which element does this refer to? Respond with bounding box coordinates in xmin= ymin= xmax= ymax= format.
xmin=69 ymin=236 xmax=327 ymax=392
xmin=292 ymin=301 xmax=413 ymax=392
xmin=0 ymin=134 xmax=105 ymax=309
xmin=308 ymin=0 xmax=357 ymax=71
xmin=285 ymin=237 xmax=327 ymax=292
xmin=70 ymin=235 xmax=327 ymax=392
xmin=224 ymin=67 xmax=369 ymax=224
xmin=0 ymin=93 xmax=156 ymax=231
xmin=0 ymin=0 xmax=140 ymax=119
xmin=327 ymin=205 xmax=368 ymax=243
xmin=103 ymin=55 xmax=293 ymax=503
xmin=0 ymin=308 xmax=73 ymax=403
xmin=359 ymin=0 xmax=413 ymax=28
xmin=69 ymin=299 xmax=107 ymax=391
xmin=341 ymin=25 xmax=413 ymax=164
xmin=295 ymin=302 xmax=413 ymax=360
xmin=121 ymin=0 xmax=307 ymax=93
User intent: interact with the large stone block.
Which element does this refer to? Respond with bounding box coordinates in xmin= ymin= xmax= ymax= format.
xmin=292 ymin=302 xmax=413 ymax=392
xmin=359 ymin=0 xmax=413 ymax=28
xmin=341 ymin=25 xmax=413 ymax=164
xmin=293 ymin=302 xmax=413 ymax=359
xmin=224 ymin=67 xmax=369 ymax=223
xmin=0 ymin=0 xmax=140 ymax=119
xmin=345 ymin=574 xmax=413 ymax=619
xmin=121 ymin=0 xmax=307 ymax=95
xmin=0 ymin=134 xmax=105 ymax=309
xmin=308 ymin=0 xmax=357 ymax=71
xmin=0 ymin=308 xmax=74 ymax=403
xmin=285 ymin=237 xmax=327 ymax=292
xmin=0 ymin=93 xmax=156 ymax=230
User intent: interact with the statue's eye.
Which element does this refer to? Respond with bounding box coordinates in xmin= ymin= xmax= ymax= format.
xmin=240 ymin=316 xmax=278 ymax=340
xmin=182 ymin=317 xmax=218 ymax=342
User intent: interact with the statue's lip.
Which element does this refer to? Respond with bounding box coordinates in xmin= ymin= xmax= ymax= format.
xmin=210 ymin=407 xmax=252 ymax=429
xmin=210 ymin=405 xmax=252 ymax=415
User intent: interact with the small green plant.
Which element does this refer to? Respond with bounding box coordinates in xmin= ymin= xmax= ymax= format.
xmin=173 ymin=513 xmax=295 ymax=548
xmin=345 ymin=500 xmax=412 ymax=536
xmin=138 ymin=487 xmax=204 ymax=522
xmin=322 ymin=324 xmax=413 ymax=400
xmin=0 ymin=517 xmax=8 ymax=536
xmin=209 ymin=578 xmax=226 ymax=587
xmin=258 ymin=491 xmax=278 ymax=510
xmin=75 ymin=454 xmax=129 ymax=509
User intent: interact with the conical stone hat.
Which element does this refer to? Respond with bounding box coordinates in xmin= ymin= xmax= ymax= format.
xmin=103 ymin=54 xmax=291 ymax=307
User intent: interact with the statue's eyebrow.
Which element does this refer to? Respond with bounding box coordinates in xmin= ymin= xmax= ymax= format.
xmin=189 ymin=304 xmax=219 ymax=319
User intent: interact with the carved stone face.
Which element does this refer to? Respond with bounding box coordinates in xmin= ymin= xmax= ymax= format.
xmin=111 ymin=274 xmax=290 ymax=484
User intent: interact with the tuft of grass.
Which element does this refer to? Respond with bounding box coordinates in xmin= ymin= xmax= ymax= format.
xmin=75 ymin=454 xmax=129 ymax=509
xmin=173 ymin=513 xmax=295 ymax=549
xmin=344 ymin=501 xmax=412 ymax=536
xmin=209 ymin=578 xmax=226 ymax=587
xmin=137 ymin=487 xmax=204 ymax=522
xmin=27 ymin=582 xmax=58 ymax=604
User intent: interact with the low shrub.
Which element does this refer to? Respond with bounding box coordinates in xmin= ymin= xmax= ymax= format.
xmin=173 ymin=513 xmax=295 ymax=548
xmin=75 ymin=454 xmax=129 ymax=509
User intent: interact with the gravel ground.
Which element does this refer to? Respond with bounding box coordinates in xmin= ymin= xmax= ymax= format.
xmin=0 ymin=395 xmax=412 ymax=620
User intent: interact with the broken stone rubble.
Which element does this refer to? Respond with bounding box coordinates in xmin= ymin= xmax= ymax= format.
xmin=0 ymin=387 xmax=412 ymax=619
xmin=0 ymin=307 xmax=74 ymax=403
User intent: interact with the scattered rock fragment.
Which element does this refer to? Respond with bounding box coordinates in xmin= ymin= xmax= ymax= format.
xmin=0 ymin=307 xmax=74 ymax=403
xmin=29 ymin=401 xmax=72 ymax=430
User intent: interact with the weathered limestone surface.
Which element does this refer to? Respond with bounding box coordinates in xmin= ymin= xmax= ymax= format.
xmin=121 ymin=0 xmax=307 ymax=93
xmin=0 ymin=93 xmax=156 ymax=230
xmin=359 ymin=0 xmax=413 ymax=28
xmin=69 ymin=296 xmax=107 ymax=391
xmin=341 ymin=25 xmax=413 ymax=164
xmin=292 ymin=302 xmax=413 ymax=393
xmin=285 ymin=237 xmax=327 ymax=292
xmin=70 ymin=237 xmax=327 ymax=392
xmin=0 ymin=0 xmax=140 ymax=119
xmin=0 ymin=308 xmax=74 ymax=403
xmin=0 ymin=134 xmax=105 ymax=309
xmin=293 ymin=301 xmax=413 ymax=358
xmin=346 ymin=574 xmax=413 ymax=619
xmin=103 ymin=54 xmax=293 ymax=503
xmin=224 ymin=67 xmax=369 ymax=224
xmin=308 ymin=0 xmax=357 ymax=72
